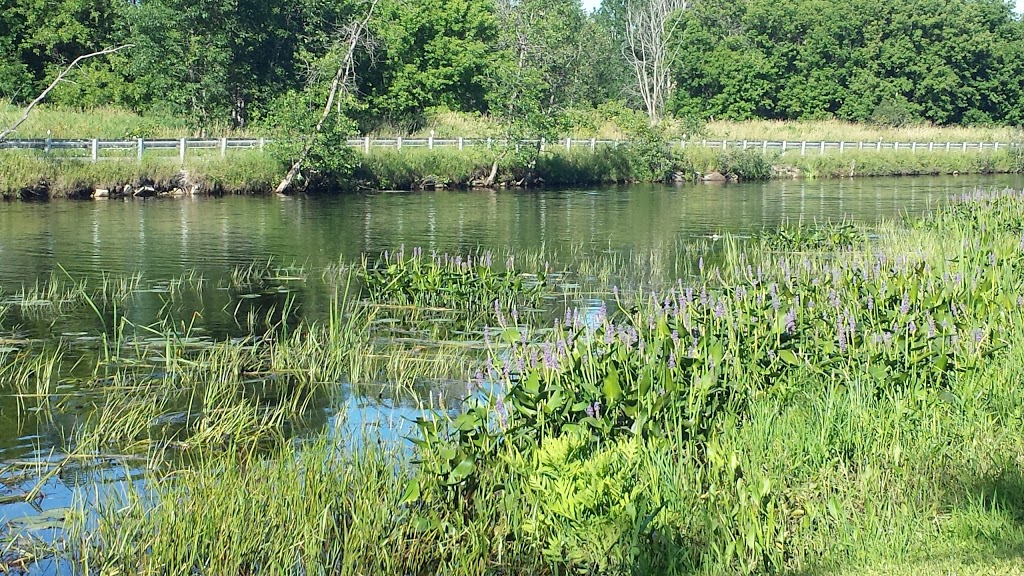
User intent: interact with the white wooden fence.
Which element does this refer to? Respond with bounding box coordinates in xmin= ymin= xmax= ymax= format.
xmin=0 ymin=136 xmax=1018 ymax=162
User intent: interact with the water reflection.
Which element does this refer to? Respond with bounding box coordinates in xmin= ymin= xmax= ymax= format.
xmin=1 ymin=176 xmax=1021 ymax=288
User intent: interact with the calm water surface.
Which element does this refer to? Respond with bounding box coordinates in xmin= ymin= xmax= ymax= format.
xmin=3 ymin=175 xmax=1022 ymax=285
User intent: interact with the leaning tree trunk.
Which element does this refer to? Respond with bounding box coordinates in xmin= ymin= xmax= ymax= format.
xmin=275 ymin=2 xmax=376 ymax=195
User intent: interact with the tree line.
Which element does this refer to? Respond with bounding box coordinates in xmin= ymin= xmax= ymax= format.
xmin=1 ymin=0 xmax=1022 ymax=134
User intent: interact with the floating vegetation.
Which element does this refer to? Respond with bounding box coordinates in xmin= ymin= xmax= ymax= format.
xmin=359 ymin=247 xmax=547 ymax=312
xmin=759 ymin=220 xmax=863 ymax=252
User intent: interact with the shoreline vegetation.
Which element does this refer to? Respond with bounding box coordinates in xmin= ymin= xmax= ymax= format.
xmin=2 ymin=190 xmax=1023 ymax=573
xmin=2 ymin=105 xmax=1023 ymax=199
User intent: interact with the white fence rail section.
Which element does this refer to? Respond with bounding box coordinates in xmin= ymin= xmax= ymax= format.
xmin=0 ymin=137 xmax=267 ymax=162
xmin=0 ymin=136 xmax=1018 ymax=161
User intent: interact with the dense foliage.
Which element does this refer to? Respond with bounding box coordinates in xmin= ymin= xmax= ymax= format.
xmin=673 ymin=0 xmax=1024 ymax=125
xmin=1 ymin=0 xmax=1021 ymax=134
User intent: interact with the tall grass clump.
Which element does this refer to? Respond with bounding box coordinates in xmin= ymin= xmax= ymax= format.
xmin=69 ymin=430 xmax=562 ymax=575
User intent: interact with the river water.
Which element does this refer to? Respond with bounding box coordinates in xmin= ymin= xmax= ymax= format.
xmin=0 ymin=174 xmax=1022 ymax=571
xmin=3 ymin=175 xmax=1022 ymax=285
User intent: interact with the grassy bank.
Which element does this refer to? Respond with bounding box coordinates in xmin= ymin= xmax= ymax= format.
xmin=0 ymin=151 xmax=281 ymax=199
xmin=2 ymin=144 xmax=1022 ymax=199
xmin=2 ymin=103 xmax=1023 ymax=197
xmin=355 ymin=145 xmax=1024 ymax=189
xmin=1 ymin=191 xmax=1021 ymax=573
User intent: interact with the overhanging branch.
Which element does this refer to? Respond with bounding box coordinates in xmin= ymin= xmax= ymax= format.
xmin=0 ymin=44 xmax=134 ymax=142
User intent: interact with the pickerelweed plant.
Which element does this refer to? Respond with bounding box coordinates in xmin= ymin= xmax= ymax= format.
xmin=358 ymin=246 xmax=548 ymax=314
xmin=408 ymin=188 xmax=1024 ymax=563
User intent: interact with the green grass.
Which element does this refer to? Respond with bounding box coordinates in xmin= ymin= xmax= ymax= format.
xmin=0 ymin=100 xmax=246 ymax=139
xmin=0 ymin=150 xmax=283 ymax=198
xmin=705 ymin=118 xmax=1023 ymax=145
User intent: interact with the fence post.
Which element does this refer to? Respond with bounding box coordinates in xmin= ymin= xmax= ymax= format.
xmin=91 ymin=138 xmax=99 ymax=163
xmin=397 ymin=136 xmax=403 ymax=151
xmin=994 ymin=142 xmax=999 ymax=151
xmin=591 ymin=138 xmax=596 ymax=150
xmin=540 ymin=137 xmax=545 ymax=152
xmin=364 ymin=136 xmax=370 ymax=154
xmin=911 ymin=142 xmax=916 ymax=153
xmin=978 ymin=141 xmax=983 ymax=152
xmin=721 ymin=140 xmax=727 ymax=151
xmin=819 ymin=141 xmax=825 ymax=155
xmin=962 ymin=142 xmax=967 ymax=152
xmin=458 ymin=136 xmax=464 ymax=151
xmin=138 ymin=138 xmax=144 ymax=162
xmin=781 ymin=140 xmax=787 ymax=153
xmin=929 ymin=142 xmax=934 ymax=152
xmin=839 ymin=141 xmax=845 ymax=154
xmin=487 ymin=137 xmax=492 ymax=149
xmin=801 ymin=141 xmax=806 ymax=156
xmin=742 ymin=139 xmax=748 ymax=150
xmin=762 ymin=140 xmax=768 ymax=153
xmin=220 ymin=137 xmax=227 ymax=158
xmin=565 ymin=137 xmax=571 ymax=152
xmin=179 ymin=138 xmax=186 ymax=164
xmin=877 ymin=140 xmax=882 ymax=151
xmin=259 ymin=137 xmax=265 ymax=151
xmin=428 ymin=131 xmax=434 ymax=150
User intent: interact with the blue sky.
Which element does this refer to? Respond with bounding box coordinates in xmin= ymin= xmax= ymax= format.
xmin=581 ymin=0 xmax=1024 ymax=15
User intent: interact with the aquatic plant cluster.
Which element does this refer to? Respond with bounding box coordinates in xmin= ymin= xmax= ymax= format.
xmin=2 ymin=191 xmax=1024 ymax=574
xmin=359 ymin=246 xmax=547 ymax=312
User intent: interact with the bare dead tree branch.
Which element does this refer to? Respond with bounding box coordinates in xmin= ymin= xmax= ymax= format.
xmin=622 ymin=0 xmax=685 ymax=125
xmin=0 ymin=44 xmax=134 ymax=142
xmin=276 ymin=0 xmax=378 ymax=195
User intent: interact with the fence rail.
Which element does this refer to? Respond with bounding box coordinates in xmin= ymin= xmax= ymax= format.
xmin=0 ymin=136 xmax=1019 ymax=162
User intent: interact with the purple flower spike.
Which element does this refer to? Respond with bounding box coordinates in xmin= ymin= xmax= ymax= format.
xmin=495 ymin=396 xmax=507 ymax=427
xmin=586 ymin=403 xmax=595 ymax=418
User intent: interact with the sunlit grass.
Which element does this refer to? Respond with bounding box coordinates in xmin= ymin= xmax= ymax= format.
xmin=705 ymin=118 xmax=1023 ymax=144
xmin=0 ymin=100 xmax=249 ymax=139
